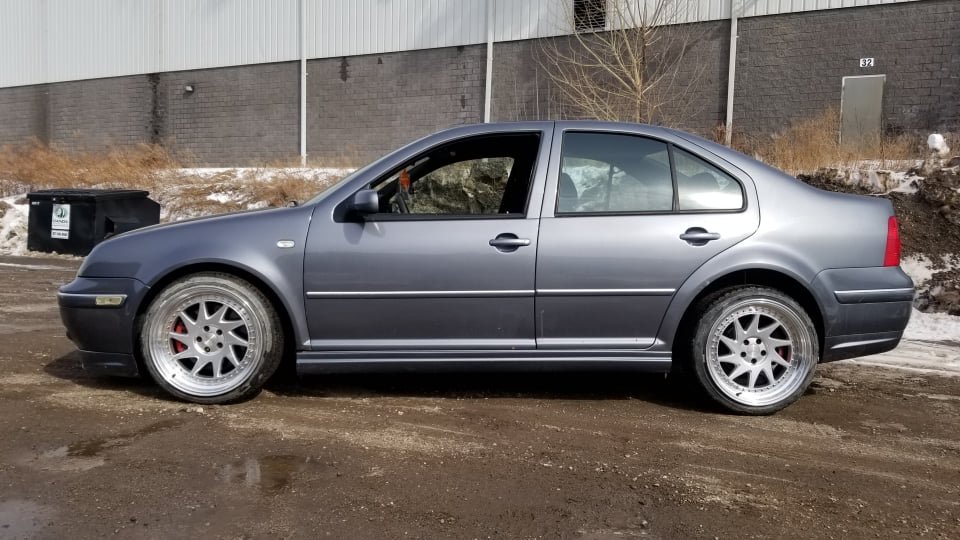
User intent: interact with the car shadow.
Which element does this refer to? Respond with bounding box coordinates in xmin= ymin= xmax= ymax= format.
xmin=44 ymin=350 xmax=172 ymax=402
xmin=44 ymin=351 xmax=718 ymax=413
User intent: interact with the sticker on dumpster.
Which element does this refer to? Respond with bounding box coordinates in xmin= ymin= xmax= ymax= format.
xmin=52 ymin=204 xmax=70 ymax=231
xmin=51 ymin=229 xmax=69 ymax=240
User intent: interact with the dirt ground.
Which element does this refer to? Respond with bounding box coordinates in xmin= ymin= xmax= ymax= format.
xmin=0 ymin=256 xmax=958 ymax=539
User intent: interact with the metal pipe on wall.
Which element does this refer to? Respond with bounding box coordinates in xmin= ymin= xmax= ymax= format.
xmin=483 ymin=0 xmax=494 ymax=123
xmin=724 ymin=2 xmax=738 ymax=147
xmin=299 ymin=0 xmax=307 ymax=165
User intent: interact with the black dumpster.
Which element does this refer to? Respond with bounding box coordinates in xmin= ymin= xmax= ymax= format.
xmin=27 ymin=189 xmax=161 ymax=256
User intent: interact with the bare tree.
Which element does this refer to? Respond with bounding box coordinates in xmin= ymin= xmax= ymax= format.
xmin=538 ymin=0 xmax=706 ymax=126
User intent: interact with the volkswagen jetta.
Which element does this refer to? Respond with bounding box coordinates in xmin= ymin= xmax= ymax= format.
xmin=58 ymin=121 xmax=914 ymax=414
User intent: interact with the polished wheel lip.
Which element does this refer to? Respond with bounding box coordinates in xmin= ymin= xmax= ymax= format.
xmin=145 ymin=285 xmax=263 ymax=398
xmin=705 ymin=298 xmax=814 ymax=408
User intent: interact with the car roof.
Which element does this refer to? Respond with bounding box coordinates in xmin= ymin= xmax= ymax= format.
xmin=431 ymin=120 xmax=677 ymax=137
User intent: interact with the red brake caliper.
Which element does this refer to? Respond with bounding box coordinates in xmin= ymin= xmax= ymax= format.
xmin=172 ymin=320 xmax=187 ymax=353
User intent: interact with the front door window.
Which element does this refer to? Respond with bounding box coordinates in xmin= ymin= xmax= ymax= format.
xmin=365 ymin=133 xmax=541 ymax=218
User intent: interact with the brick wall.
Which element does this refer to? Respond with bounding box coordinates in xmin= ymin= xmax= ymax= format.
xmin=0 ymin=77 xmax=153 ymax=150
xmin=306 ymin=45 xmax=486 ymax=164
xmin=157 ymin=62 xmax=300 ymax=165
xmin=0 ymin=62 xmax=300 ymax=165
xmin=734 ymin=0 xmax=960 ymax=135
xmin=0 ymin=85 xmax=47 ymax=146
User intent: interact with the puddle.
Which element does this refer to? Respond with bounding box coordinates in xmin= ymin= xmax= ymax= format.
xmin=29 ymin=418 xmax=184 ymax=472
xmin=218 ymin=455 xmax=311 ymax=494
xmin=0 ymin=499 xmax=54 ymax=538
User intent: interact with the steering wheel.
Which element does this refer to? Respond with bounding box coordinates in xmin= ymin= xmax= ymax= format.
xmin=389 ymin=183 xmax=410 ymax=214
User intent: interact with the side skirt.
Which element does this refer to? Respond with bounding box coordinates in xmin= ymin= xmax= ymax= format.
xmin=296 ymin=349 xmax=672 ymax=375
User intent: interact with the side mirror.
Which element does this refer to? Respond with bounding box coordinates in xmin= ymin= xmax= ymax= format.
xmin=349 ymin=189 xmax=380 ymax=215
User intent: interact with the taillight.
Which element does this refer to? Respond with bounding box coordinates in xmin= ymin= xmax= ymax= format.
xmin=884 ymin=216 xmax=901 ymax=267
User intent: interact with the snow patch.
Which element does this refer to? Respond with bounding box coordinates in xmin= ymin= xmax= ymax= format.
xmin=899 ymin=254 xmax=960 ymax=288
xmin=205 ymin=192 xmax=235 ymax=204
xmin=846 ymin=340 xmax=960 ymax=377
xmin=903 ymin=308 xmax=960 ymax=342
xmin=927 ymin=133 xmax=949 ymax=157
xmin=0 ymin=195 xmax=30 ymax=256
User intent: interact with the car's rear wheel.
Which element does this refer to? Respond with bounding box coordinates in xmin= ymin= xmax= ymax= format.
xmin=140 ymin=272 xmax=284 ymax=404
xmin=689 ymin=286 xmax=818 ymax=415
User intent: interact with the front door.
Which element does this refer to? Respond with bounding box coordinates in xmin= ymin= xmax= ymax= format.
xmin=535 ymin=128 xmax=759 ymax=350
xmin=303 ymin=130 xmax=549 ymax=352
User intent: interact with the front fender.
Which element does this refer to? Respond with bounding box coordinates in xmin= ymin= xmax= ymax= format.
xmin=79 ymin=206 xmax=315 ymax=348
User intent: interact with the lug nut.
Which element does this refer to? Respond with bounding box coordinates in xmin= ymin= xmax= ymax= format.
xmin=217 ymin=343 xmax=223 ymax=348
xmin=204 ymin=347 xmax=210 ymax=352
xmin=196 ymin=337 xmax=202 ymax=342
xmin=203 ymin=326 xmax=210 ymax=332
xmin=216 ymin=330 xmax=222 ymax=335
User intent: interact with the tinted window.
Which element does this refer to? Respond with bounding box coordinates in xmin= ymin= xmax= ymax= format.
xmin=368 ymin=133 xmax=540 ymax=217
xmin=557 ymin=132 xmax=673 ymax=214
xmin=674 ymin=147 xmax=744 ymax=211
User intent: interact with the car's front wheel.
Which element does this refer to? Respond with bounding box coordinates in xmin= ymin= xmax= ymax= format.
xmin=688 ymin=286 xmax=819 ymax=415
xmin=139 ymin=272 xmax=284 ymax=404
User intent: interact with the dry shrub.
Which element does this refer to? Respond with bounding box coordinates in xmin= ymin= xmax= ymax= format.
xmin=0 ymin=141 xmax=349 ymax=220
xmin=721 ymin=109 xmax=925 ymax=174
xmin=159 ymin=170 xmax=343 ymax=219
xmin=0 ymin=139 xmax=177 ymax=195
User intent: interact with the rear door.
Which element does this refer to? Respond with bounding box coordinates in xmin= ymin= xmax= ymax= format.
xmin=535 ymin=126 xmax=760 ymax=350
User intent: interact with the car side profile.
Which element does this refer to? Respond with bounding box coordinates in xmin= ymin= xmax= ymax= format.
xmin=58 ymin=121 xmax=914 ymax=414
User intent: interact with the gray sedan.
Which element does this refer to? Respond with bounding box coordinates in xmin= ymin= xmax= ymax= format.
xmin=58 ymin=121 xmax=914 ymax=414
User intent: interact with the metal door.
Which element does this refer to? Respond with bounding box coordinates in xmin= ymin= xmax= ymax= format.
xmin=841 ymin=75 xmax=885 ymax=149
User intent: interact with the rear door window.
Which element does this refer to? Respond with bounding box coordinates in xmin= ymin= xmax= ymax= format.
xmin=674 ymin=147 xmax=744 ymax=211
xmin=557 ymin=132 xmax=673 ymax=214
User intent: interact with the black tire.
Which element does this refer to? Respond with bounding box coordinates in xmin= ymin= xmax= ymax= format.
xmin=139 ymin=272 xmax=285 ymax=404
xmin=687 ymin=286 xmax=819 ymax=415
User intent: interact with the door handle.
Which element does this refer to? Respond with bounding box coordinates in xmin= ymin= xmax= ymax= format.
xmin=489 ymin=234 xmax=531 ymax=251
xmin=679 ymin=228 xmax=721 ymax=246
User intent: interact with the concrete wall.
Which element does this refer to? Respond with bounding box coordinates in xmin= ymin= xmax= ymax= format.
xmin=0 ymin=0 xmax=957 ymax=165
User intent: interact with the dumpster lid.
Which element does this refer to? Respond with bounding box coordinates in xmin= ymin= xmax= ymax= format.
xmin=27 ymin=189 xmax=150 ymax=201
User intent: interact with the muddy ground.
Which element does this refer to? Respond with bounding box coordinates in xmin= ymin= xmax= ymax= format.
xmin=0 ymin=256 xmax=958 ymax=539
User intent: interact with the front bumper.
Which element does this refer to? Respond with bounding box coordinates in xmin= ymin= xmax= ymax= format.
xmin=813 ymin=267 xmax=914 ymax=362
xmin=58 ymin=276 xmax=150 ymax=377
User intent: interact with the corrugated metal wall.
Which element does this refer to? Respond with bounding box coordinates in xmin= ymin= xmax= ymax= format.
xmin=0 ymin=0 xmax=921 ymax=88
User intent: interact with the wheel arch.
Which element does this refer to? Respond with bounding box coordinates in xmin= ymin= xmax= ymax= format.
xmin=666 ymin=267 xmax=825 ymax=359
xmin=134 ymin=262 xmax=299 ymax=363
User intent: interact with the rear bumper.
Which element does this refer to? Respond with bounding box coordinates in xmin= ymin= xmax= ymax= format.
xmin=812 ymin=267 xmax=914 ymax=363
xmin=59 ymin=276 xmax=149 ymax=377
